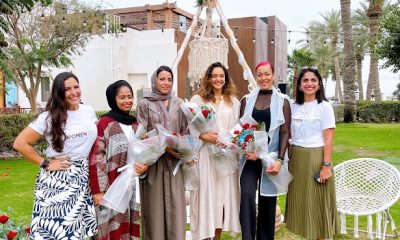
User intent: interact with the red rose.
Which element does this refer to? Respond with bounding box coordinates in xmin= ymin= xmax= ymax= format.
xmin=201 ymin=109 xmax=209 ymax=118
xmin=25 ymin=227 xmax=31 ymax=234
xmin=7 ymin=230 xmax=17 ymax=240
xmin=233 ymin=130 xmax=240 ymax=135
xmin=244 ymin=135 xmax=254 ymax=142
xmin=242 ymin=123 xmax=250 ymax=129
xmin=0 ymin=215 xmax=9 ymax=224
xmin=251 ymin=124 xmax=257 ymax=130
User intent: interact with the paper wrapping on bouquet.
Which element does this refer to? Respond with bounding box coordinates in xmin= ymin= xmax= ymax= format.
xmin=208 ymin=128 xmax=240 ymax=177
xmin=101 ymin=165 xmax=136 ymax=213
xmin=177 ymin=135 xmax=202 ymax=190
xmin=180 ymin=102 xmax=218 ymax=133
xmin=260 ymin=151 xmax=293 ymax=195
xmin=102 ymin=124 xmax=166 ymax=213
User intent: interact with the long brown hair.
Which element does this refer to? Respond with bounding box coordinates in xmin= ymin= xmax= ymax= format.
xmin=45 ymin=72 xmax=79 ymax=152
xmin=196 ymin=62 xmax=237 ymax=105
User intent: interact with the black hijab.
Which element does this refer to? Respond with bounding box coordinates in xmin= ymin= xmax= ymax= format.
xmin=103 ymin=80 xmax=137 ymax=125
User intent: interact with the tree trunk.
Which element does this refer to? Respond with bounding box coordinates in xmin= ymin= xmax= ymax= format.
xmin=367 ymin=2 xmax=383 ymax=101
xmin=355 ymin=54 xmax=364 ymax=100
xmin=340 ymin=0 xmax=357 ymax=122
xmin=334 ymin=56 xmax=343 ymax=102
xmin=27 ymin=91 xmax=37 ymax=113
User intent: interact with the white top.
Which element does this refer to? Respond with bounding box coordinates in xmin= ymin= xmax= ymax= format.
xmin=291 ymin=100 xmax=335 ymax=148
xmin=119 ymin=123 xmax=132 ymax=139
xmin=29 ymin=104 xmax=98 ymax=159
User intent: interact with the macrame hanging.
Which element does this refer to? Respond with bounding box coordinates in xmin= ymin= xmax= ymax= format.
xmin=187 ymin=2 xmax=228 ymax=87
xmin=172 ymin=0 xmax=257 ymax=91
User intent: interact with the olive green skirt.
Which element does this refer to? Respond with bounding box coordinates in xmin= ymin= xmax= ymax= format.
xmin=285 ymin=145 xmax=339 ymax=239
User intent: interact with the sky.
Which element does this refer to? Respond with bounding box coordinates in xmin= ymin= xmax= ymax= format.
xmin=89 ymin=0 xmax=399 ymax=99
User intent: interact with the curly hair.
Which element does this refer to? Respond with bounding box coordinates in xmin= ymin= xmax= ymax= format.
xmin=196 ymin=62 xmax=237 ymax=105
xmin=45 ymin=72 xmax=79 ymax=152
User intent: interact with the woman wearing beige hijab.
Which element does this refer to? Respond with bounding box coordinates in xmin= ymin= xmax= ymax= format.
xmin=136 ymin=65 xmax=188 ymax=240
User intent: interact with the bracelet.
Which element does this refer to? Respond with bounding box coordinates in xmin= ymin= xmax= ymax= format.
xmin=40 ymin=157 xmax=50 ymax=169
xmin=277 ymin=157 xmax=284 ymax=164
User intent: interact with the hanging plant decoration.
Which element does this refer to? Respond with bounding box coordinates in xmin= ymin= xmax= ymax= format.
xmin=195 ymin=0 xmax=216 ymax=7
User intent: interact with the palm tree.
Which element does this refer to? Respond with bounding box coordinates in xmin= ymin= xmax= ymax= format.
xmin=353 ymin=3 xmax=370 ymax=100
xmin=321 ymin=10 xmax=343 ymax=102
xmin=304 ymin=10 xmax=343 ymax=102
xmin=366 ymin=0 xmax=385 ymax=101
xmin=340 ymin=0 xmax=357 ymax=122
xmin=288 ymin=48 xmax=315 ymax=97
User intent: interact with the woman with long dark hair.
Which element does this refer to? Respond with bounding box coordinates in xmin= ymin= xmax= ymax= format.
xmin=285 ymin=67 xmax=339 ymax=240
xmin=89 ymin=80 xmax=148 ymax=239
xmin=189 ymin=62 xmax=241 ymax=240
xmin=137 ymin=65 xmax=188 ymax=240
xmin=13 ymin=72 xmax=98 ymax=239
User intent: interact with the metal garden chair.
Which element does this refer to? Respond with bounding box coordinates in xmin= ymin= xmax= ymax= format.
xmin=334 ymin=158 xmax=400 ymax=239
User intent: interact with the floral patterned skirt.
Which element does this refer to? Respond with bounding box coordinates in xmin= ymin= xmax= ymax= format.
xmin=30 ymin=157 xmax=97 ymax=240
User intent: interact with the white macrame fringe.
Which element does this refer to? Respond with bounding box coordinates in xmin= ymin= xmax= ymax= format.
xmin=188 ymin=38 xmax=228 ymax=87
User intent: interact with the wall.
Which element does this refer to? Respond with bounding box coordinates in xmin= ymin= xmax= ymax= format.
xmin=17 ymin=29 xmax=178 ymax=111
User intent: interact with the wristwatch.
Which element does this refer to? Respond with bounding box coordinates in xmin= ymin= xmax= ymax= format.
xmin=277 ymin=157 xmax=284 ymax=164
xmin=40 ymin=157 xmax=50 ymax=169
xmin=322 ymin=160 xmax=331 ymax=167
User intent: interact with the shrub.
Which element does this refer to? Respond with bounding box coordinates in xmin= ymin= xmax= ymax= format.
xmin=0 ymin=111 xmax=138 ymax=155
xmin=357 ymin=101 xmax=400 ymax=123
xmin=0 ymin=114 xmax=47 ymax=154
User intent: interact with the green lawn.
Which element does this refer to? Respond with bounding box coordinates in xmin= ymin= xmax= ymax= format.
xmin=1 ymin=123 xmax=400 ymax=239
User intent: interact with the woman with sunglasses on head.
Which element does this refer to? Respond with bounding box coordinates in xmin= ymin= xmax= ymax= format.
xmin=137 ymin=65 xmax=188 ymax=240
xmin=189 ymin=62 xmax=241 ymax=240
xmin=13 ymin=72 xmax=98 ymax=239
xmin=89 ymin=80 xmax=147 ymax=240
xmin=239 ymin=61 xmax=291 ymax=240
xmin=285 ymin=67 xmax=339 ymax=240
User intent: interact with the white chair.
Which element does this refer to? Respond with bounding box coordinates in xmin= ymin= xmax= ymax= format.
xmin=334 ymin=158 xmax=400 ymax=239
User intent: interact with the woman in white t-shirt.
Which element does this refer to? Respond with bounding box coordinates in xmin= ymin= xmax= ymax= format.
xmin=13 ymin=72 xmax=98 ymax=239
xmin=285 ymin=68 xmax=339 ymax=240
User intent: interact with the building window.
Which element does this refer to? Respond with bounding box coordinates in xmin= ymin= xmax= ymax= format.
xmin=41 ymin=77 xmax=50 ymax=102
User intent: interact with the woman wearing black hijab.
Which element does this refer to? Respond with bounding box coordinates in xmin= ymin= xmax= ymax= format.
xmin=89 ymin=80 xmax=148 ymax=240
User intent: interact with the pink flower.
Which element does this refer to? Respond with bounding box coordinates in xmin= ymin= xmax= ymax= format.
xmin=0 ymin=215 xmax=9 ymax=224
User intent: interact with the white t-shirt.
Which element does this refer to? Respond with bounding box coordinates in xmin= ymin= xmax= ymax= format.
xmin=29 ymin=104 xmax=98 ymax=159
xmin=291 ymin=100 xmax=335 ymax=148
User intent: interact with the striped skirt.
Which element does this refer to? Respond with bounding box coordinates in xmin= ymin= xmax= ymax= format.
xmin=285 ymin=146 xmax=339 ymax=239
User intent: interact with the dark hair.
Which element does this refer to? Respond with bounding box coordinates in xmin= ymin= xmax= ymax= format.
xmin=197 ymin=62 xmax=237 ymax=105
xmin=295 ymin=67 xmax=327 ymax=104
xmin=157 ymin=65 xmax=173 ymax=80
xmin=45 ymin=72 xmax=79 ymax=152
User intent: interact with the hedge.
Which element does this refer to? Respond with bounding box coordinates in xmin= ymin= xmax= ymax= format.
xmin=0 ymin=113 xmax=47 ymax=154
xmin=357 ymin=101 xmax=400 ymax=123
xmin=0 ymin=111 xmax=137 ymax=155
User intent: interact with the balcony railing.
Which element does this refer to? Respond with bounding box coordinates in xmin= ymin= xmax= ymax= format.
xmin=0 ymin=107 xmax=44 ymax=114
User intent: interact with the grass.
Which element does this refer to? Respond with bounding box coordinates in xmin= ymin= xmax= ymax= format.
xmin=1 ymin=123 xmax=400 ymax=239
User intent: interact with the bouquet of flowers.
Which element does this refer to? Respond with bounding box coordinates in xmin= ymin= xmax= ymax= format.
xmin=155 ymin=124 xmax=202 ymax=189
xmin=101 ymin=124 xmax=166 ymax=213
xmin=180 ymin=102 xmax=217 ymax=133
xmin=231 ymin=115 xmax=267 ymax=154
